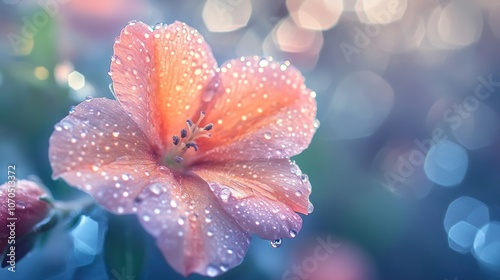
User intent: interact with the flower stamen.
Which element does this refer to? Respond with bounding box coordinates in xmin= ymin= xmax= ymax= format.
xmin=166 ymin=111 xmax=213 ymax=166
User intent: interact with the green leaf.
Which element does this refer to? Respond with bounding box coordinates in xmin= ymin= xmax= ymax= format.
xmin=104 ymin=214 xmax=146 ymax=280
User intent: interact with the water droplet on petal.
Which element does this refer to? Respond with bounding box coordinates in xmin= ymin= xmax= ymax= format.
xmin=313 ymin=119 xmax=320 ymax=128
xmin=264 ymin=132 xmax=272 ymax=140
xmin=121 ymin=173 xmax=130 ymax=181
xmin=259 ymin=58 xmax=269 ymax=67
xmin=178 ymin=217 xmax=185 ymax=225
xmin=206 ymin=265 xmax=219 ymax=277
xmin=54 ymin=123 xmax=63 ymax=131
xmin=85 ymin=95 xmax=93 ymax=102
xmin=289 ymin=229 xmax=297 ymax=238
xmin=219 ymin=188 xmax=231 ymax=203
xmin=148 ymin=183 xmax=163 ymax=195
xmin=301 ymin=174 xmax=309 ymax=183
xmin=112 ymin=131 xmax=120 ymax=137
xmin=143 ymin=215 xmax=150 ymax=222
xmin=271 ymin=239 xmax=282 ymax=248
xmin=16 ymin=202 xmax=25 ymax=209
xmin=61 ymin=121 xmax=73 ymax=131
xmin=207 ymin=231 xmax=214 ymax=237
xmin=307 ymin=202 xmax=314 ymax=214
xmin=69 ymin=106 xmax=76 ymax=114
xmin=170 ymin=199 xmax=177 ymax=208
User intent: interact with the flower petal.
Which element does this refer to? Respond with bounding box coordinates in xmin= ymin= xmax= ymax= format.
xmin=110 ymin=21 xmax=219 ymax=149
xmin=49 ymin=98 xmax=158 ymax=214
xmin=191 ymin=159 xmax=312 ymax=239
xmin=194 ymin=56 xmax=317 ymax=163
xmin=135 ymin=174 xmax=251 ymax=277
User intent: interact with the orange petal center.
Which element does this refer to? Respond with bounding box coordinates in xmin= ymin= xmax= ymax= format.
xmin=163 ymin=111 xmax=213 ymax=169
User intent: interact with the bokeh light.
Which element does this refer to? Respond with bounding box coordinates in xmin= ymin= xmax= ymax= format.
xmin=286 ymin=0 xmax=343 ymax=31
xmin=324 ymin=70 xmax=394 ymax=139
xmin=424 ymin=140 xmax=468 ymax=187
xmin=473 ymin=222 xmax=500 ymax=272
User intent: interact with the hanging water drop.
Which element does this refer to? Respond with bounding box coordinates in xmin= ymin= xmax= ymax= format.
xmin=300 ymin=174 xmax=309 ymax=183
xmin=206 ymin=265 xmax=219 ymax=277
xmin=69 ymin=106 xmax=76 ymax=114
xmin=289 ymin=229 xmax=297 ymax=238
xmin=270 ymin=239 xmax=282 ymax=248
xmin=307 ymin=202 xmax=314 ymax=214
xmin=85 ymin=95 xmax=93 ymax=102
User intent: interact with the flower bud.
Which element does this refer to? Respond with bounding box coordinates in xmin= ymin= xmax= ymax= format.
xmin=0 ymin=180 xmax=52 ymax=254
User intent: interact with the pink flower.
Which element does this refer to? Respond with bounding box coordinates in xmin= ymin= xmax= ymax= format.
xmin=49 ymin=21 xmax=317 ymax=277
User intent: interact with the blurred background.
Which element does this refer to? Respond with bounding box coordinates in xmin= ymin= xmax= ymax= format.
xmin=1 ymin=0 xmax=500 ymax=279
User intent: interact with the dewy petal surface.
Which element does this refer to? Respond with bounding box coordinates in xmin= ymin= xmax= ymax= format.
xmin=191 ymin=159 xmax=312 ymax=239
xmin=111 ymin=21 xmax=218 ymax=149
xmin=193 ymin=56 xmax=317 ymax=163
xmin=135 ymin=174 xmax=251 ymax=277
xmin=49 ymin=98 xmax=158 ymax=214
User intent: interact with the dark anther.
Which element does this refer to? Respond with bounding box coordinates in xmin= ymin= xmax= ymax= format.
xmin=186 ymin=142 xmax=199 ymax=151
xmin=172 ymin=135 xmax=179 ymax=145
xmin=204 ymin=123 xmax=213 ymax=131
xmin=175 ymin=156 xmax=183 ymax=163
xmin=180 ymin=129 xmax=187 ymax=138
xmin=186 ymin=119 xmax=194 ymax=126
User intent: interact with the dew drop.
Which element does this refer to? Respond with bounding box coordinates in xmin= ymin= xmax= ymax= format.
xmin=61 ymin=121 xmax=73 ymax=131
xmin=126 ymin=54 xmax=133 ymax=61
xmin=69 ymin=106 xmax=76 ymax=114
xmin=85 ymin=95 xmax=93 ymax=102
xmin=207 ymin=231 xmax=214 ymax=237
xmin=117 ymin=206 xmax=124 ymax=213
xmin=263 ymin=132 xmax=272 ymax=140
xmin=121 ymin=173 xmax=130 ymax=181
xmin=54 ymin=124 xmax=63 ymax=131
xmin=16 ymin=202 xmax=25 ymax=209
xmin=143 ymin=215 xmax=150 ymax=222
xmin=307 ymin=202 xmax=314 ymax=214
xmin=219 ymin=188 xmax=231 ymax=203
xmin=259 ymin=58 xmax=269 ymax=67
xmin=170 ymin=199 xmax=177 ymax=208
xmin=206 ymin=265 xmax=218 ymax=277
xmin=289 ymin=229 xmax=297 ymax=238
xmin=313 ymin=119 xmax=320 ymax=128
xmin=148 ymin=183 xmax=163 ymax=195
xmin=271 ymin=239 xmax=282 ymax=248
xmin=300 ymin=174 xmax=309 ymax=183
xmin=178 ymin=217 xmax=185 ymax=225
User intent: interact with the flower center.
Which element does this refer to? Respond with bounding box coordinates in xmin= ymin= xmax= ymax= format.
xmin=163 ymin=111 xmax=212 ymax=167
